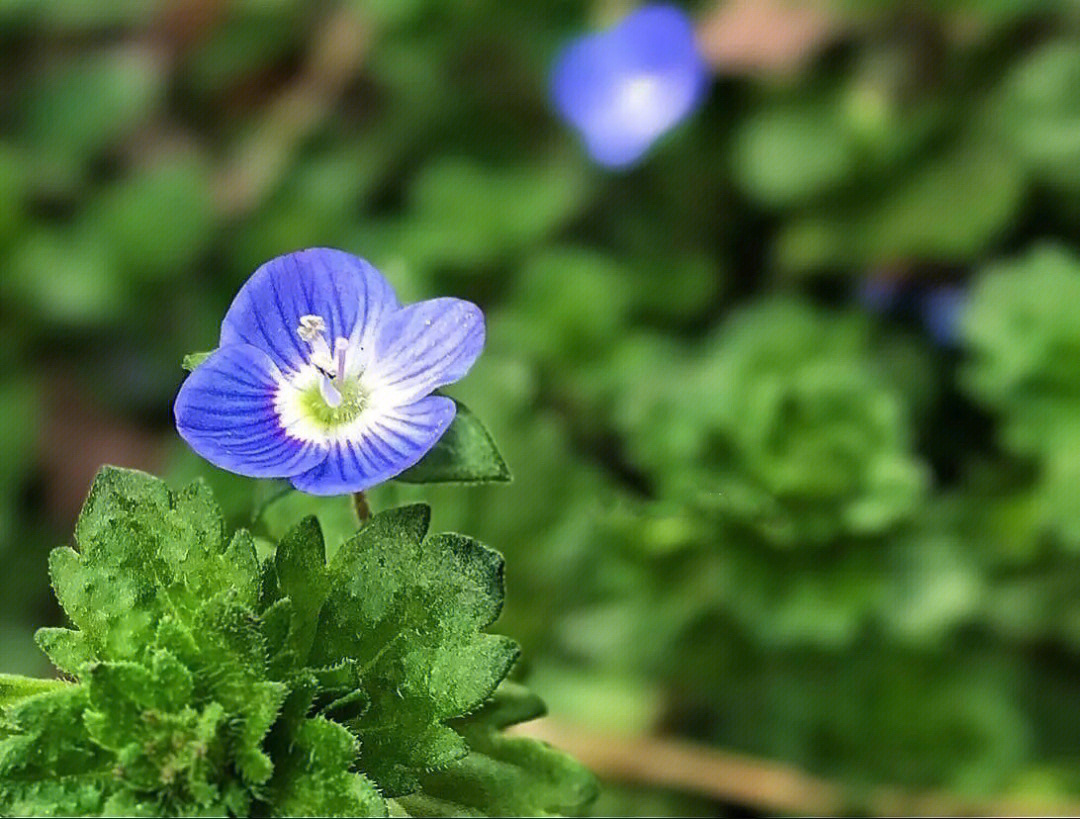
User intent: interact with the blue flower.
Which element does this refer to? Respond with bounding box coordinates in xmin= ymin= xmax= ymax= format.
xmin=174 ymin=248 xmax=484 ymax=495
xmin=550 ymin=4 xmax=709 ymax=168
xmin=919 ymin=284 xmax=966 ymax=348
xmin=857 ymin=275 xmax=907 ymax=315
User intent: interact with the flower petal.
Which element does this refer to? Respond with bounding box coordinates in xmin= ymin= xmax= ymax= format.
xmin=175 ymin=345 xmax=328 ymax=478
xmin=220 ymin=248 xmax=399 ymax=373
xmin=367 ymin=298 xmax=485 ymax=405
xmin=550 ymin=4 xmax=707 ymax=167
xmin=289 ymin=395 xmax=457 ymax=495
xmin=618 ymin=4 xmax=703 ymax=74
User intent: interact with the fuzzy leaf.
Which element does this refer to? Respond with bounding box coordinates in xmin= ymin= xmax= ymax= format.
xmin=4 ymin=468 xmax=283 ymax=814
xmin=267 ymin=516 xmax=329 ymax=666
xmin=2 ymin=468 xmax=587 ymax=817
xmin=0 ymin=686 xmax=111 ymax=816
xmin=397 ymin=400 xmax=511 ymax=485
xmin=0 ymin=674 xmax=71 ymax=710
xmin=398 ymin=683 xmax=598 ymax=817
xmin=35 ymin=628 xmax=96 ymax=676
xmin=270 ymin=717 xmax=385 ymax=818
xmin=311 ymin=505 xmax=520 ymax=794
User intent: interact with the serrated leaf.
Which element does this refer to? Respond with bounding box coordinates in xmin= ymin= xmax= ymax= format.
xmin=4 ymin=470 xmax=586 ymax=817
xmin=0 ymin=674 xmax=71 ymax=709
xmin=270 ymin=517 xmax=329 ymax=665
xmin=235 ymin=682 xmax=289 ymax=787
xmin=34 ymin=628 xmax=96 ymax=677
xmin=397 ymin=400 xmax=510 ymax=485
xmin=223 ymin=529 xmax=261 ymax=608
xmin=0 ymin=685 xmax=110 ymax=810
xmin=8 ymin=468 xmax=293 ymax=814
xmin=312 ymin=505 xmax=520 ymax=794
xmin=270 ymin=717 xmax=385 ymax=818
xmin=398 ymin=683 xmax=598 ymax=818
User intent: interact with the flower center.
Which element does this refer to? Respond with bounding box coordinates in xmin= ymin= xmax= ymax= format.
xmin=294 ymin=314 xmax=369 ymax=427
xmin=617 ymin=74 xmax=664 ymax=125
xmin=297 ymin=375 xmax=369 ymax=428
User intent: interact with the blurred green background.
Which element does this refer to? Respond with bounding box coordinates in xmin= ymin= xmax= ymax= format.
xmin=5 ymin=0 xmax=1080 ymax=814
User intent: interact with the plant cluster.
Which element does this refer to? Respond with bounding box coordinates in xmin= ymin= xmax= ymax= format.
xmin=0 ymin=468 xmax=595 ymax=817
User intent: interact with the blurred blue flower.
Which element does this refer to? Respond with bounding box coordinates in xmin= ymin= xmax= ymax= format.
xmin=858 ymin=275 xmax=907 ymax=314
xmin=551 ymin=4 xmax=709 ymax=168
xmin=175 ymin=248 xmax=484 ymax=495
xmin=919 ymin=284 xmax=966 ymax=347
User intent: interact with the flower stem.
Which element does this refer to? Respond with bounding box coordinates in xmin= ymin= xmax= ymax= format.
xmin=352 ymin=491 xmax=371 ymax=523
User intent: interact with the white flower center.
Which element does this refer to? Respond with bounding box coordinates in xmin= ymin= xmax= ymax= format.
xmin=296 ymin=314 xmax=355 ymax=407
xmin=619 ymin=75 xmax=664 ymax=123
xmin=274 ymin=315 xmax=377 ymax=443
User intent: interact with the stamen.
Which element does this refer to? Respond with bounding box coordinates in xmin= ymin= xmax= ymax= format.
xmin=298 ymin=315 xmax=336 ymax=376
xmin=298 ymin=315 xmax=327 ymax=343
xmin=295 ymin=316 xmax=357 ymax=412
xmin=310 ymin=349 xmax=335 ymax=376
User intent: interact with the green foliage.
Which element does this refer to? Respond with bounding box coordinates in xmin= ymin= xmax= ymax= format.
xmin=777 ymin=143 xmax=1025 ymax=275
xmin=397 ymin=683 xmax=599 ymax=817
xmin=85 ymin=154 xmax=216 ymax=283
xmin=398 ymin=400 xmax=511 ymax=484
xmin=962 ymin=244 xmax=1080 ymax=547
xmin=962 ymin=243 xmax=1080 ymax=458
xmin=181 ymin=351 xmax=213 ymax=372
xmin=619 ymin=299 xmax=928 ymax=547
xmin=0 ymin=468 xmax=594 ymax=817
xmin=10 ymin=2 xmax=1080 ymax=815
xmin=732 ymin=94 xmax=861 ymax=208
xmin=15 ymin=48 xmax=164 ymax=189
xmin=999 ymin=41 xmax=1080 ymax=191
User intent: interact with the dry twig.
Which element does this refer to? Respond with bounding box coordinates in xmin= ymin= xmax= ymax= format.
xmin=514 ymin=718 xmax=1080 ymax=817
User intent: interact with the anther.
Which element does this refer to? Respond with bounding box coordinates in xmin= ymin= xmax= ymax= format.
xmin=298 ymin=315 xmax=327 ymax=343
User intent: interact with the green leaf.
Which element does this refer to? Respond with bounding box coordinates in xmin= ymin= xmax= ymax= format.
xmin=34 ymin=629 xmax=95 ymax=676
xmin=268 ymin=516 xmax=329 ymax=666
xmin=17 ymin=48 xmax=165 ymax=188
xmin=5 ymin=468 xmax=284 ymax=814
xmin=619 ymin=298 xmax=928 ymax=547
xmin=311 ymin=505 xmax=520 ymax=794
xmin=4 ymin=228 xmax=125 ymax=327
xmin=777 ymin=142 xmax=1024 ymax=274
xmin=999 ymin=40 xmax=1080 ymax=192
xmin=0 ymin=685 xmax=111 ymax=816
xmin=270 ymin=717 xmax=385 ymax=818
xmin=397 ymin=400 xmax=511 ymax=485
xmin=405 ymin=155 xmax=589 ymax=269
xmin=397 ymin=683 xmax=598 ymax=817
xmin=181 ymin=350 xmax=214 ymax=371
xmin=0 ymin=674 xmax=71 ymax=709
xmin=85 ymin=154 xmax=216 ymax=282
xmin=731 ymin=97 xmax=858 ymax=207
